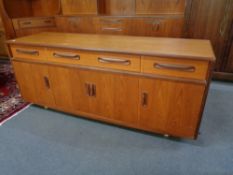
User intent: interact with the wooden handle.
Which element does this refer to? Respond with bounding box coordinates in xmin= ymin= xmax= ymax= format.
xmin=142 ymin=92 xmax=148 ymax=107
xmin=53 ymin=52 xmax=80 ymax=59
xmin=101 ymin=19 xmax=122 ymax=24
xmin=44 ymin=77 xmax=50 ymax=89
xmin=154 ymin=63 xmax=196 ymax=72
xmin=16 ymin=49 xmax=39 ymax=55
xmin=102 ymin=27 xmax=123 ymax=32
xmin=85 ymin=83 xmax=91 ymax=96
xmin=91 ymin=84 xmax=96 ymax=97
xmin=98 ymin=57 xmax=131 ymax=65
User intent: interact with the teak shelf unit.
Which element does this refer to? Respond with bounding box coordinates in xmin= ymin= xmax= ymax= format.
xmin=7 ymin=32 xmax=215 ymax=139
xmin=0 ymin=0 xmax=188 ymax=38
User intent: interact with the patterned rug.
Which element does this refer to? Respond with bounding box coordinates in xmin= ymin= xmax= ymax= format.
xmin=0 ymin=59 xmax=29 ymax=125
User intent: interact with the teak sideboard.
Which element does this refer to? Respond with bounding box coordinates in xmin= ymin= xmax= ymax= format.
xmin=7 ymin=32 xmax=215 ymax=139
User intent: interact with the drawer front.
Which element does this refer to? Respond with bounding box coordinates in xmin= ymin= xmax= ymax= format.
xmin=47 ymin=48 xmax=141 ymax=72
xmin=98 ymin=18 xmax=125 ymax=35
xmin=141 ymin=56 xmax=209 ymax=80
xmin=17 ymin=17 xmax=55 ymax=29
xmin=11 ymin=45 xmax=47 ymax=60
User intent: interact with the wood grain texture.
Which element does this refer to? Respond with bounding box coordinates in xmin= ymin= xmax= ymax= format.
xmin=141 ymin=56 xmax=209 ymax=80
xmin=11 ymin=45 xmax=47 ymax=60
xmin=7 ymin=32 xmax=215 ymax=61
xmin=139 ymin=77 xmax=205 ymax=138
xmin=99 ymin=0 xmax=135 ymax=15
xmin=188 ymin=0 xmax=233 ymax=72
xmin=48 ymin=66 xmax=139 ymax=125
xmin=61 ymin=0 xmax=98 ymax=15
xmin=46 ymin=48 xmax=141 ymax=72
xmin=12 ymin=61 xmax=55 ymax=107
xmin=12 ymin=17 xmax=56 ymax=30
xmin=136 ymin=0 xmax=186 ymax=15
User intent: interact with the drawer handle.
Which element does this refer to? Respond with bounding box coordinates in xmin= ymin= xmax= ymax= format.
xmin=101 ymin=19 xmax=122 ymax=23
xmin=22 ymin=21 xmax=32 ymax=25
xmin=102 ymin=27 xmax=123 ymax=32
xmin=44 ymin=20 xmax=52 ymax=24
xmin=98 ymin=57 xmax=131 ymax=65
xmin=154 ymin=63 xmax=196 ymax=72
xmin=53 ymin=52 xmax=80 ymax=60
xmin=16 ymin=49 xmax=39 ymax=55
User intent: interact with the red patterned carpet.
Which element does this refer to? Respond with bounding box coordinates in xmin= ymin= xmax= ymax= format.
xmin=0 ymin=59 xmax=29 ymax=124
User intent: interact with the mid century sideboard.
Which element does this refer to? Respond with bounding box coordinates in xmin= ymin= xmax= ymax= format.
xmin=7 ymin=32 xmax=215 ymax=139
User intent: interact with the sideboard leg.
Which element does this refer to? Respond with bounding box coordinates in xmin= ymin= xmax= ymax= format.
xmin=44 ymin=106 xmax=48 ymax=109
xmin=164 ymin=134 xmax=170 ymax=138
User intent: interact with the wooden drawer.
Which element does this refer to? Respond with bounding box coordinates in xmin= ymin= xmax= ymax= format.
xmin=11 ymin=45 xmax=47 ymax=60
xmin=141 ymin=56 xmax=209 ymax=80
xmin=98 ymin=17 xmax=125 ymax=35
xmin=47 ymin=48 xmax=141 ymax=72
xmin=13 ymin=17 xmax=55 ymax=30
xmin=136 ymin=0 xmax=186 ymax=15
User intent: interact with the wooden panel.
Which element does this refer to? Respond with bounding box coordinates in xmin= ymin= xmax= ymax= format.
xmin=47 ymin=48 xmax=141 ymax=72
xmin=136 ymin=0 xmax=186 ymax=15
xmin=139 ymin=78 xmax=205 ymax=138
xmin=56 ymin=16 xmax=98 ymax=33
xmin=111 ymin=74 xmax=139 ymax=124
xmin=31 ymin=0 xmax=60 ymax=17
xmin=48 ymin=66 xmax=139 ymax=124
xmin=0 ymin=30 xmax=7 ymax=56
xmin=99 ymin=0 xmax=135 ymax=15
xmin=12 ymin=17 xmax=56 ymax=30
xmin=7 ymin=32 xmax=216 ymax=61
xmin=61 ymin=0 xmax=98 ymax=15
xmin=12 ymin=61 xmax=55 ymax=107
xmin=188 ymin=0 xmax=233 ymax=72
xmin=3 ymin=0 xmax=32 ymax=18
xmin=141 ymin=56 xmax=209 ymax=80
xmin=126 ymin=16 xmax=184 ymax=37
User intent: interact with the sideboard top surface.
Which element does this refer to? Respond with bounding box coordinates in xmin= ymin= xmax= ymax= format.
xmin=7 ymin=32 xmax=215 ymax=61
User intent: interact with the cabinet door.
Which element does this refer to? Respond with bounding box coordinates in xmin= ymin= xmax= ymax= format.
xmin=127 ymin=17 xmax=184 ymax=37
xmin=12 ymin=61 xmax=55 ymax=107
xmin=139 ymin=78 xmax=205 ymax=138
xmin=48 ymin=66 xmax=113 ymax=118
xmin=48 ymin=66 xmax=139 ymax=124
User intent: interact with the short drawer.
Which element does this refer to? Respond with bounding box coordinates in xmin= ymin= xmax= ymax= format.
xmin=141 ymin=56 xmax=209 ymax=80
xmin=11 ymin=45 xmax=47 ymax=60
xmin=47 ymin=48 xmax=141 ymax=72
xmin=13 ymin=17 xmax=55 ymax=30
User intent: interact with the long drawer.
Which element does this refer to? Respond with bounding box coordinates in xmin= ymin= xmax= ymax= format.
xmin=141 ymin=56 xmax=209 ymax=80
xmin=46 ymin=48 xmax=141 ymax=72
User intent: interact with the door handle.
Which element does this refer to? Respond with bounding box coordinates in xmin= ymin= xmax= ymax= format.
xmin=91 ymin=84 xmax=96 ymax=97
xmin=44 ymin=76 xmax=50 ymax=89
xmin=142 ymin=92 xmax=148 ymax=107
xmin=85 ymin=83 xmax=91 ymax=96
